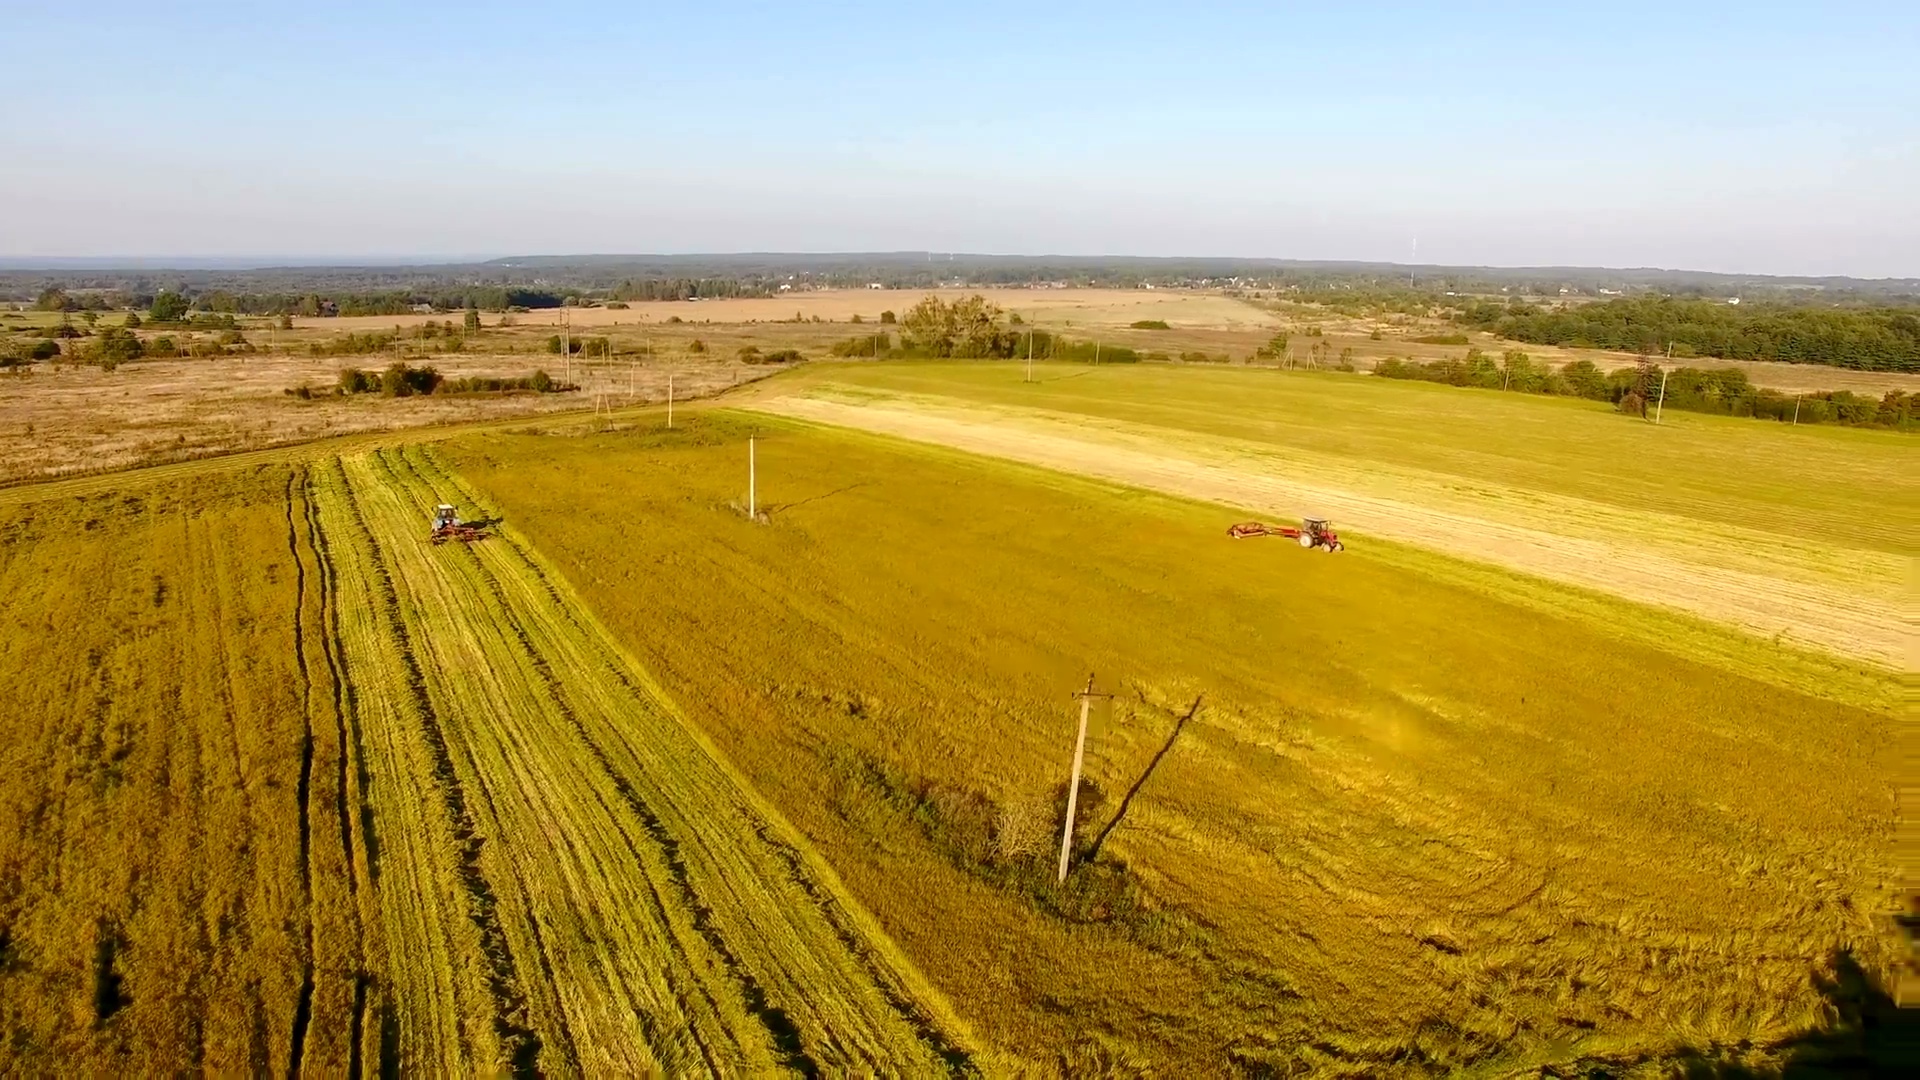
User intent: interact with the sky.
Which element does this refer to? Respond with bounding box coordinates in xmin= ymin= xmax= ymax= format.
xmin=1 ymin=1 xmax=1915 ymax=276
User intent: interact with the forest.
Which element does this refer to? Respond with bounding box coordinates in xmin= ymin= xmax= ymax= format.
xmin=1458 ymin=298 xmax=1920 ymax=372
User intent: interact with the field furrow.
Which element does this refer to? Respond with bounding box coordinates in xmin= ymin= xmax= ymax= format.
xmin=307 ymin=445 xmax=971 ymax=1074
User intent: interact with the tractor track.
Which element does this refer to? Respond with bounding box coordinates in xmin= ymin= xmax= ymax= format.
xmin=301 ymin=465 xmax=373 ymax=1077
xmin=283 ymin=468 xmax=317 ymax=1078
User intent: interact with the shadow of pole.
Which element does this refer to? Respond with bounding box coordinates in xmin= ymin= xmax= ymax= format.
xmin=1086 ymin=693 xmax=1202 ymax=864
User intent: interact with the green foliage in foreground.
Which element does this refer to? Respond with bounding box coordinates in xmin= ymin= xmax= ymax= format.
xmin=1376 ymin=352 xmax=1916 ymax=429
xmin=1459 ymin=296 xmax=1920 ymax=372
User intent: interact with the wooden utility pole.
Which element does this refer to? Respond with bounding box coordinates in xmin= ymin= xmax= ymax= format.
xmin=667 ymin=373 xmax=674 ymax=429
xmin=1025 ymin=326 xmax=1035 ymax=382
xmin=1654 ymin=368 xmax=1670 ymax=424
xmin=748 ymin=437 xmax=756 ymax=519
xmin=562 ymin=306 xmax=571 ymax=387
xmin=1057 ymin=674 xmax=1112 ymax=884
xmin=1793 ymin=393 xmax=1802 ymax=425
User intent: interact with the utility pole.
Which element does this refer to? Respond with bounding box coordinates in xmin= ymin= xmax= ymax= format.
xmin=1093 ymin=339 xmax=1101 ymax=366
xmin=562 ymin=306 xmax=571 ymax=388
xmin=1057 ymin=674 xmax=1112 ymax=884
xmin=1025 ymin=326 xmax=1035 ymax=383
xmin=1793 ymin=394 xmax=1802 ymax=425
xmin=1653 ymin=343 xmax=1671 ymax=424
xmin=748 ymin=437 xmax=756 ymax=519
xmin=667 ymin=373 xmax=674 ymax=429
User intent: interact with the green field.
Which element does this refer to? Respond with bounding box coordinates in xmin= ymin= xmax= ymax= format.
xmin=0 ymin=361 xmax=1905 ymax=1075
xmin=745 ymin=362 xmax=1915 ymax=670
xmin=437 ymin=410 xmax=1899 ymax=1073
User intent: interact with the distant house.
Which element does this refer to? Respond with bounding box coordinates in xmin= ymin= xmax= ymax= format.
xmin=867 ymin=282 xmax=885 ymax=290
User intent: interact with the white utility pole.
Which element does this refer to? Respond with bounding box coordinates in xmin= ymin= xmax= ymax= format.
xmin=1057 ymin=675 xmax=1112 ymax=884
xmin=1025 ymin=326 xmax=1035 ymax=383
xmin=1653 ymin=347 xmax=1671 ymax=424
xmin=1793 ymin=394 xmax=1802 ymax=425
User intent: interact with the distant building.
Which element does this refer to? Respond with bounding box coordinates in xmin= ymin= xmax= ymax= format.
xmin=868 ymin=282 xmax=885 ymax=289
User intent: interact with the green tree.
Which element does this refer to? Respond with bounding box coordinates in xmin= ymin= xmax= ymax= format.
xmin=35 ymin=287 xmax=73 ymax=312
xmin=149 ymin=291 xmax=190 ymax=323
xmin=463 ymin=305 xmax=482 ymax=333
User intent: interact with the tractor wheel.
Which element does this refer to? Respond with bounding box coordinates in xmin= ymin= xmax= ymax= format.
xmin=1330 ymin=541 xmax=1344 ymax=552
xmin=1297 ymin=533 xmax=1314 ymax=548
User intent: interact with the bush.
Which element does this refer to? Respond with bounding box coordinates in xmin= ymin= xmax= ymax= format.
xmin=605 ymin=301 xmax=630 ymax=310
xmin=830 ymin=333 xmax=889 ymax=357
xmin=27 ymin=339 xmax=60 ymax=361
xmin=879 ymin=310 xmax=896 ymax=324
xmin=1412 ymin=332 xmax=1470 ymax=345
xmin=1129 ymin=319 xmax=1170 ymax=330
xmin=123 ymin=312 xmax=142 ymax=329
xmin=380 ymin=361 xmax=441 ymax=397
xmin=337 ymin=367 xmax=376 ymax=395
xmin=687 ymin=339 xmax=707 ymax=354
xmin=91 ymin=327 xmax=145 ymax=365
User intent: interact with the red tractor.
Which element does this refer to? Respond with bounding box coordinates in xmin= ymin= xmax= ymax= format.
xmin=1227 ymin=517 xmax=1344 ymax=551
xmin=429 ymin=504 xmax=487 ymax=545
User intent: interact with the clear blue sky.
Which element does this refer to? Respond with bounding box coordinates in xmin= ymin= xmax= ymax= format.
xmin=3 ymin=1 xmax=1915 ymax=276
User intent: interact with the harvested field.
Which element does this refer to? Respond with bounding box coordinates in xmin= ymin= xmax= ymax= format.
xmin=440 ymin=413 xmax=1900 ymax=1074
xmin=295 ymin=288 xmax=1284 ymax=334
xmin=742 ymin=363 xmax=1914 ymax=669
xmin=0 ymin=443 xmax=974 ymax=1074
xmin=0 ymin=355 xmax=764 ymax=486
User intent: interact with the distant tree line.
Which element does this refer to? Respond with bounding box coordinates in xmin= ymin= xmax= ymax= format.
xmin=609 ymin=278 xmax=770 ymax=302
xmin=1457 ymin=298 xmax=1920 ymax=372
xmin=1375 ymin=350 xmax=1914 ymax=430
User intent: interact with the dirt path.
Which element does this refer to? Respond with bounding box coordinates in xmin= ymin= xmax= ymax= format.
xmin=748 ymin=395 xmax=1908 ymax=667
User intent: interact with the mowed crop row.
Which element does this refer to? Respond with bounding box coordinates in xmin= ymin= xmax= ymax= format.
xmin=0 ymin=442 xmax=973 ymax=1074
xmin=309 ymin=444 xmax=972 ymax=1074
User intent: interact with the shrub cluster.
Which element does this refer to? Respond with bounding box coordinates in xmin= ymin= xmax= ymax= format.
xmin=301 ymin=363 xmax=569 ymax=400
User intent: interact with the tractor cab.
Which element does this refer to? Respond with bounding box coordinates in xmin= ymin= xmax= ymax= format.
xmin=1300 ymin=518 xmax=1342 ymax=551
xmin=432 ymin=505 xmax=460 ymax=530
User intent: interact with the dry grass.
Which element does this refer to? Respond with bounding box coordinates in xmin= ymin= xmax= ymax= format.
xmin=439 ymin=412 xmax=1900 ymax=1074
xmin=0 ymin=354 xmax=767 ymax=486
xmin=741 ymin=363 xmax=1915 ymax=671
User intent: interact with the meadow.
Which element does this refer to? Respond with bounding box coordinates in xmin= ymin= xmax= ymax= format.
xmin=743 ymin=362 xmax=1915 ymax=674
xmin=439 ymin=411 xmax=1900 ymax=1074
